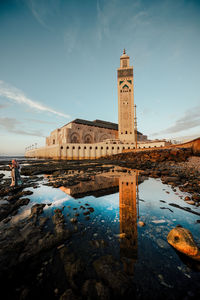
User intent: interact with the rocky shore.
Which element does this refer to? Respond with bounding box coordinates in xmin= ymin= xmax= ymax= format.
xmin=0 ymin=148 xmax=200 ymax=299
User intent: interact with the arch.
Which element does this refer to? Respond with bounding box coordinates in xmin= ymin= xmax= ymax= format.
xmin=83 ymin=134 xmax=93 ymax=144
xmin=99 ymin=134 xmax=109 ymax=142
xmin=70 ymin=132 xmax=80 ymax=143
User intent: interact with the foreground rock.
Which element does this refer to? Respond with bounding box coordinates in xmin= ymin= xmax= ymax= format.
xmin=167 ymin=226 xmax=200 ymax=261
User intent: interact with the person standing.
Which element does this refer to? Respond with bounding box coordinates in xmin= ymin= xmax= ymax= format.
xmin=9 ymin=160 xmax=22 ymax=186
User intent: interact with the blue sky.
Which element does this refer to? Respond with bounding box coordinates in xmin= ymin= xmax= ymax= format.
xmin=0 ymin=0 xmax=200 ymax=155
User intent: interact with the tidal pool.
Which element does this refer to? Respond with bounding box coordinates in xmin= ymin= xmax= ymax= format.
xmin=10 ymin=169 xmax=200 ymax=298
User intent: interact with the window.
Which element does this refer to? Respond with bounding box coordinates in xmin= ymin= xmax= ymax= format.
xmin=125 ymin=131 xmax=127 ymax=134
xmin=106 ymin=146 xmax=109 ymax=150
xmin=95 ymin=146 xmax=98 ymax=149
xmin=61 ymin=146 xmax=63 ymax=150
xmin=112 ymin=146 xmax=114 ymax=150
xmin=90 ymin=146 xmax=92 ymax=149
xmin=84 ymin=146 xmax=86 ymax=149
xmin=117 ymin=147 xmax=119 ymax=150
xmin=101 ymin=146 xmax=103 ymax=149
xmin=66 ymin=146 xmax=69 ymax=149
xmin=73 ymin=146 xmax=75 ymax=149
xmin=78 ymin=146 xmax=81 ymax=149
xmin=53 ymin=139 xmax=55 ymax=144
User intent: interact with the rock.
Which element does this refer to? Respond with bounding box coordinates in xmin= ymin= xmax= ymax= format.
xmin=60 ymin=289 xmax=80 ymax=300
xmin=59 ymin=248 xmax=85 ymax=289
xmin=93 ymin=255 xmax=133 ymax=297
xmin=82 ymin=279 xmax=110 ymax=300
xmin=167 ymin=226 xmax=200 ymax=261
xmin=30 ymin=204 xmax=46 ymax=217
xmin=192 ymin=194 xmax=200 ymax=202
xmin=83 ymin=211 xmax=90 ymax=216
xmin=138 ymin=221 xmax=145 ymax=227
xmin=70 ymin=218 xmax=77 ymax=223
xmin=88 ymin=207 xmax=94 ymax=213
xmin=185 ymin=200 xmax=195 ymax=205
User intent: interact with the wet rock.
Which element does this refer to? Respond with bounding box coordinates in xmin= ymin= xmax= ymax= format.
xmin=82 ymin=279 xmax=110 ymax=300
xmin=83 ymin=211 xmax=90 ymax=216
xmin=93 ymin=255 xmax=133 ymax=297
xmin=59 ymin=248 xmax=85 ymax=289
xmin=192 ymin=194 xmax=200 ymax=202
xmin=88 ymin=207 xmax=94 ymax=213
xmin=70 ymin=218 xmax=78 ymax=223
xmin=60 ymin=289 xmax=80 ymax=300
xmin=167 ymin=226 xmax=200 ymax=261
xmin=138 ymin=221 xmax=145 ymax=227
xmin=185 ymin=200 xmax=195 ymax=205
xmin=30 ymin=204 xmax=46 ymax=218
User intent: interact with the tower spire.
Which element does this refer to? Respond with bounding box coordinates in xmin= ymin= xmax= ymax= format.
xmin=123 ymin=48 xmax=126 ymax=55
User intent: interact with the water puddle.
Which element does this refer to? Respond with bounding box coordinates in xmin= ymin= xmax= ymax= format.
xmin=5 ymin=168 xmax=200 ymax=297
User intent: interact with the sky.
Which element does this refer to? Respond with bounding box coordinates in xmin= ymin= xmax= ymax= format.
xmin=0 ymin=0 xmax=200 ymax=155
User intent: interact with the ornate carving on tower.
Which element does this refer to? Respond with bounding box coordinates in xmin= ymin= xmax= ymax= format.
xmin=118 ymin=49 xmax=135 ymax=143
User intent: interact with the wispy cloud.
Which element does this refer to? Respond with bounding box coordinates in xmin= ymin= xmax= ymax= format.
xmin=0 ymin=80 xmax=70 ymax=118
xmin=24 ymin=118 xmax=56 ymax=124
xmin=26 ymin=0 xmax=60 ymax=30
xmin=152 ymin=105 xmax=200 ymax=136
xmin=0 ymin=117 xmax=44 ymax=137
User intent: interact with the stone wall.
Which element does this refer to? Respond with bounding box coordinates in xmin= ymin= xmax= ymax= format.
xmin=25 ymin=140 xmax=167 ymax=160
xmin=46 ymin=122 xmax=118 ymax=146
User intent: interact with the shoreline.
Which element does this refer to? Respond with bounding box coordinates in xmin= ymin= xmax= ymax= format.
xmin=0 ymin=149 xmax=200 ymax=299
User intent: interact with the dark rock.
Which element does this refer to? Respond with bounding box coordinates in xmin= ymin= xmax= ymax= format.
xmin=93 ymin=255 xmax=133 ymax=297
xmin=82 ymin=279 xmax=110 ymax=300
xmin=60 ymin=289 xmax=80 ymax=300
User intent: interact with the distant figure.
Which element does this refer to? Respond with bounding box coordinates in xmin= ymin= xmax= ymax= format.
xmin=9 ymin=159 xmax=22 ymax=187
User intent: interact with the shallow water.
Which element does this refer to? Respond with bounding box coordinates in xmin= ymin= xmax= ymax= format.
xmin=6 ymin=170 xmax=200 ymax=298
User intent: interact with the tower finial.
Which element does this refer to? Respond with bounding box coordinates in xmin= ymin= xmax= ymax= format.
xmin=123 ymin=48 xmax=126 ymax=55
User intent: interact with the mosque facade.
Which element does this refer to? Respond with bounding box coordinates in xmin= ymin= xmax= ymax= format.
xmin=25 ymin=50 xmax=167 ymax=159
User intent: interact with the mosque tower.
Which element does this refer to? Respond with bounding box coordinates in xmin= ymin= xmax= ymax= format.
xmin=117 ymin=49 xmax=135 ymax=143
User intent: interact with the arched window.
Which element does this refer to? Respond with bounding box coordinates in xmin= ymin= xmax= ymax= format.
xmin=84 ymin=134 xmax=93 ymax=144
xmin=70 ymin=133 xmax=80 ymax=143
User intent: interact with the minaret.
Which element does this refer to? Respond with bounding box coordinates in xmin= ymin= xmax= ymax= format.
xmin=117 ymin=49 xmax=135 ymax=143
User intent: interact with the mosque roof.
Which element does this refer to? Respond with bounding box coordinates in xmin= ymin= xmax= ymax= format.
xmin=63 ymin=118 xmax=143 ymax=135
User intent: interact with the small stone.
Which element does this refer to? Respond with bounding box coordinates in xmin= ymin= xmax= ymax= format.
xmin=138 ymin=221 xmax=145 ymax=227
xmin=70 ymin=218 xmax=77 ymax=223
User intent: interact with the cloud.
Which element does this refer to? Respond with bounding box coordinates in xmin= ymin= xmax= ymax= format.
xmin=0 ymin=80 xmax=70 ymax=118
xmin=0 ymin=117 xmax=44 ymax=137
xmin=24 ymin=118 xmax=56 ymax=124
xmin=26 ymin=0 xmax=60 ymax=30
xmin=152 ymin=105 xmax=200 ymax=136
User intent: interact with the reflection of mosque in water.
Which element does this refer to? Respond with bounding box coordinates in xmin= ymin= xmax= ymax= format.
xmin=60 ymin=169 xmax=141 ymax=275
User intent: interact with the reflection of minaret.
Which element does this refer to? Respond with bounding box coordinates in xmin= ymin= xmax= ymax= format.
xmin=119 ymin=171 xmax=138 ymax=275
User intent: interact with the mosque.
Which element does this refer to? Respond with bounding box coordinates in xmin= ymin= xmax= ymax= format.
xmin=25 ymin=50 xmax=167 ymax=159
